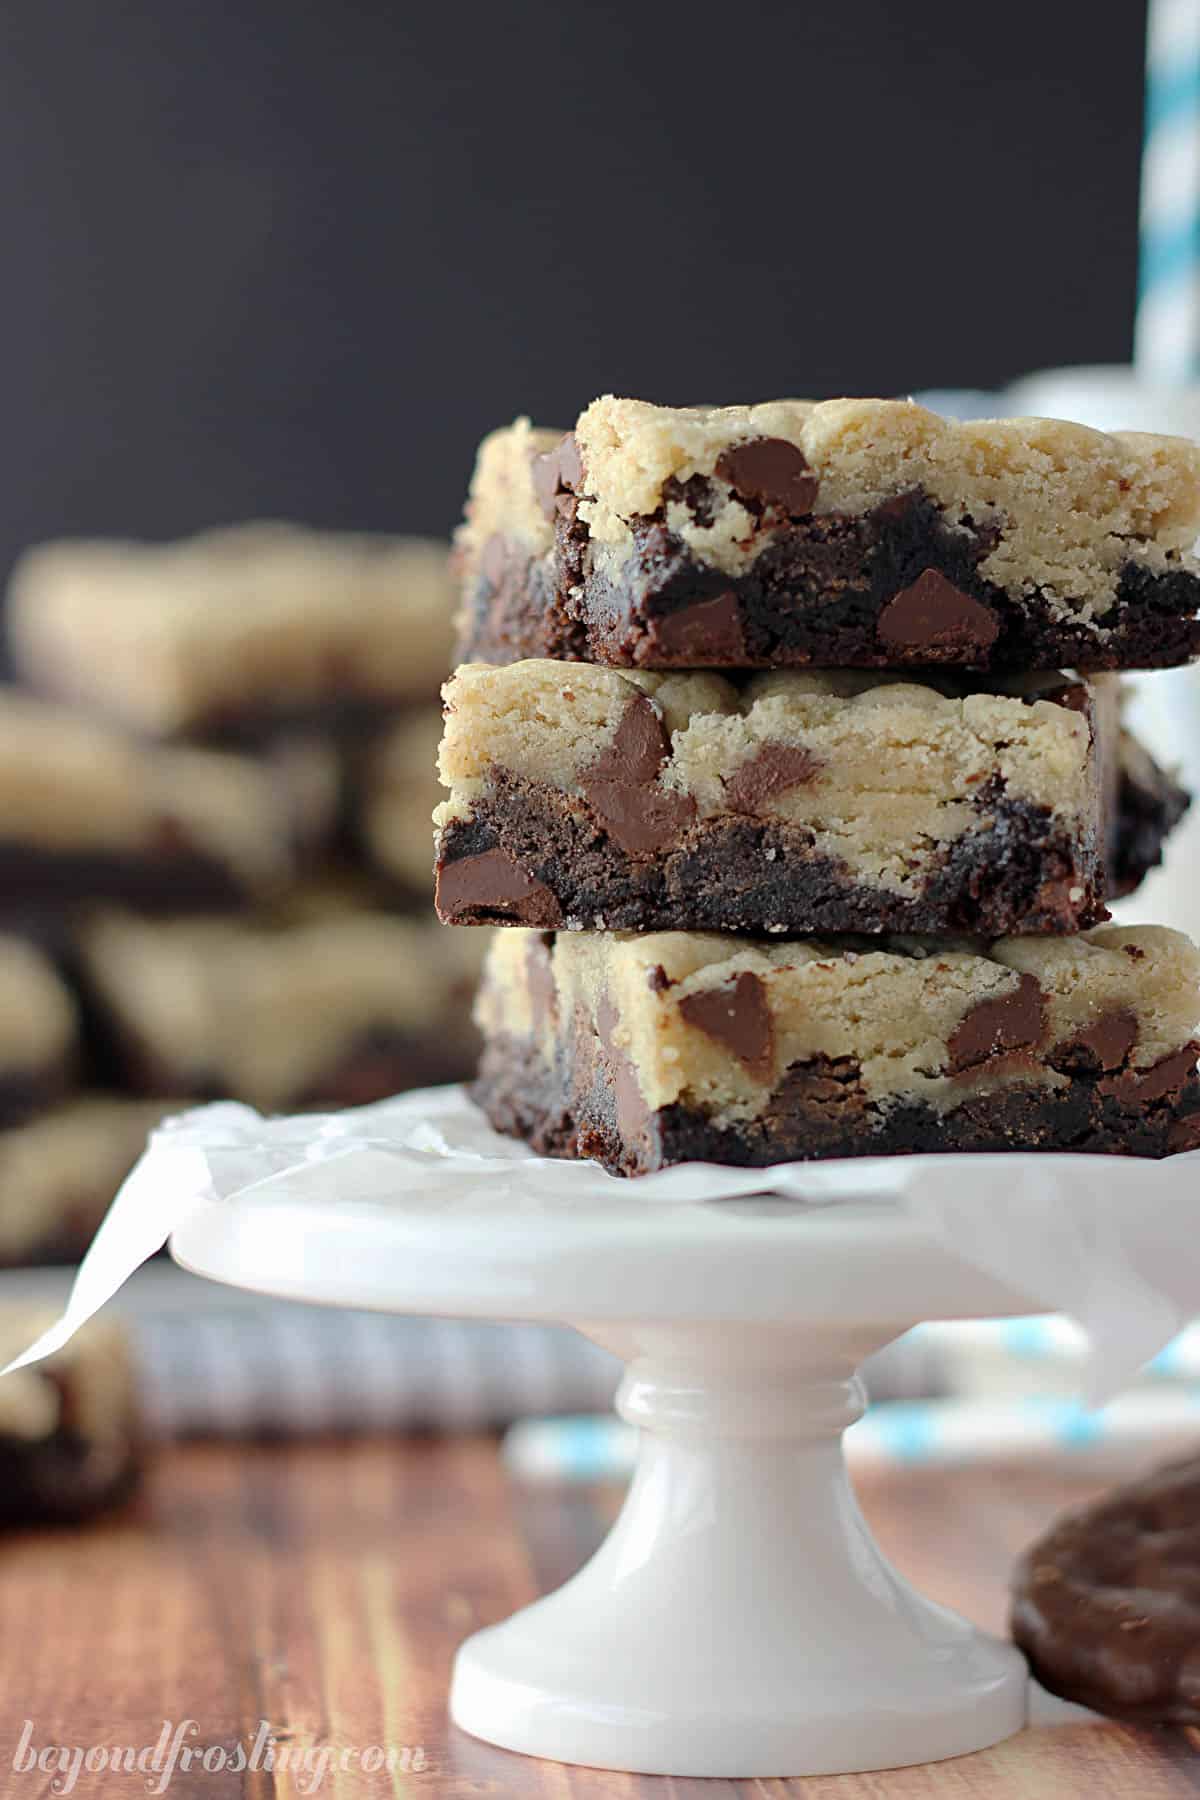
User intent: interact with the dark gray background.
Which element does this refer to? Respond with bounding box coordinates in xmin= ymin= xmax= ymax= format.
xmin=0 ymin=0 xmax=1147 ymax=567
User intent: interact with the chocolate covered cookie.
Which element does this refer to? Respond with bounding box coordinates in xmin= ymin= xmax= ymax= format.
xmin=1013 ymin=1454 xmax=1200 ymax=1722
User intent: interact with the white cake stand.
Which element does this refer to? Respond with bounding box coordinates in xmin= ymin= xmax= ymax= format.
xmin=168 ymin=1118 xmax=1040 ymax=1781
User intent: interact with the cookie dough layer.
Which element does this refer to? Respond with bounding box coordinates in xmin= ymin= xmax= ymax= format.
xmin=78 ymin=904 xmax=486 ymax=1112
xmin=10 ymin=524 xmax=455 ymax=740
xmin=1012 ymin=1452 xmax=1200 ymax=1723
xmin=0 ymin=1097 xmax=173 ymax=1266
xmin=436 ymin=661 xmax=1107 ymax=936
xmin=0 ymin=692 xmax=326 ymax=919
xmin=0 ymin=935 xmax=78 ymax=1127
xmin=474 ymin=927 xmax=1200 ymax=1173
xmin=0 ymin=1310 xmax=140 ymax=1523
xmin=456 ymin=400 xmax=1200 ymax=673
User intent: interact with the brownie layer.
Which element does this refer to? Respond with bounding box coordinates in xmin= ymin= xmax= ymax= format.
xmin=437 ymin=775 xmax=1106 ymax=936
xmin=0 ymin=1061 xmax=76 ymax=1133
xmin=475 ymin=1026 xmax=1200 ymax=1175
xmin=0 ymin=1427 xmax=141 ymax=1524
xmin=461 ymin=491 xmax=1200 ymax=673
xmin=0 ymin=840 xmax=255 ymax=921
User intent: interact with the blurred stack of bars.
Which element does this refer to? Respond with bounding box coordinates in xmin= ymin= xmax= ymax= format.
xmin=0 ymin=522 xmax=480 ymax=1271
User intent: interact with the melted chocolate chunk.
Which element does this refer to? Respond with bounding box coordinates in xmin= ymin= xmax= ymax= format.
xmin=725 ymin=743 xmax=824 ymax=815
xmin=715 ymin=438 xmax=819 ymax=514
xmin=677 ymin=972 xmax=774 ymax=1079
xmin=948 ymin=973 xmax=1045 ymax=1073
xmin=435 ymin=847 xmax=562 ymax=926
xmin=530 ymin=433 xmax=584 ymax=520
xmin=1101 ymin=1042 xmax=1200 ymax=1105
xmin=876 ymin=569 xmax=1001 ymax=658
xmin=1062 ymin=1009 xmax=1138 ymax=1073
xmin=647 ymin=964 xmax=670 ymax=993
xmin=652 ymin=592 xmax=747 ymax=661
xmin=581 ymin=696 xmax=696 ymax=856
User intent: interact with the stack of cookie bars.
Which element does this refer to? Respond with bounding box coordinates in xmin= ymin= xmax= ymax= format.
xmin=436 ymin=397 xmax=1200 ymax=1173
xmin=0 ymin=524 xmax=480 ymax=1265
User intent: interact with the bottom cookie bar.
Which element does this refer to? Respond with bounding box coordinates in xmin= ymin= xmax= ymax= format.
xmin=473 ymin=927 xmax=1200 ymax=1173
xmin=0 ymin=1310 xmax=141 ymax=1523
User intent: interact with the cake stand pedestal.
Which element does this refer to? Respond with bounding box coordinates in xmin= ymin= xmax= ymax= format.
xmin=168 ymin=1151 xmax=1039 ymax=1780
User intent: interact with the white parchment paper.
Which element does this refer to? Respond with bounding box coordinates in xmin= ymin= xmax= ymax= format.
xmin=8 ymin=1084 xmax=1200 ymax=1399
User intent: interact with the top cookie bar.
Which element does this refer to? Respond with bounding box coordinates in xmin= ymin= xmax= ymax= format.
xmin=455 ymin=399 xmax=1200 ymax=673
xmin=9 ymin=523 xmax=455 ymax=740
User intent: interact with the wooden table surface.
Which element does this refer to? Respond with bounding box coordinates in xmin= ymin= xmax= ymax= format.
xmin=1 ymin=1437 xmax=1197 ymax=1797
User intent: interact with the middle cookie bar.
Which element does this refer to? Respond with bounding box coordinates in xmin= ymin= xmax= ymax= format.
xmin=436 ymin=660 xmax=1113 ymax=937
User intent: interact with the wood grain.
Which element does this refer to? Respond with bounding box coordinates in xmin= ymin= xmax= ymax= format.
xmin=0 ymin=1439 xmax=1196 ymax=1797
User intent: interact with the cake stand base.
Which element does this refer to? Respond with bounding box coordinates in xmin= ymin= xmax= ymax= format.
xmin=450 ymin=1322 xmax=1025 ymax=1777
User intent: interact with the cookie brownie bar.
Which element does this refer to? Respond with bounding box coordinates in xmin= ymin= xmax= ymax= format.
xmin=0 ymin=935 xmax=78 ymax=1127
xmin=474 ymin=926 xmax=1200 ymax=1172
xmin=10 ymin=523 xmax=455 ymax=740
xmin=436 ymin=660 xmax=1110 ymax=936
xmin=0 ymin=1098 xmax=172 ymax=1266
xmin=0 ymin=1311 xmax=140 ymax=1523
xmin=0 ymin=692 xmax=320 ymax=921
xmin=456 ymin=400 xmax=1200 ymax=673
xmin=78 ymin=903 xmax=485 ymax=1111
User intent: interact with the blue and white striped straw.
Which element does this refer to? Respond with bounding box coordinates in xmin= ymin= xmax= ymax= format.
xmin=1136 ymin=0 xmax=1200 ymax=378
xmin=503 ymin=1388 xmax=1200 ymax=1483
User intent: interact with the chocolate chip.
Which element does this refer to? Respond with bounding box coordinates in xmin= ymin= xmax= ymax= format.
xmin=436 ymin=848 xmax=563 ymax=926
xmin=678 ymin=971 xmax=774 ymax=1079
xmin=581 ymin=695 xmax=697 ymax=856
xmin=725 ymin=743 xmax=823 ymax=815
xmin=1101 ymin=1042 xmax=1200 ymax=1105
xmin=877 ymin=569 xmax=1000 ymax=659
xmin=948 ymin=973 xmax=1045 ymax=1073
xmin=647 ymin=964 xmax=670 ymax=993
xmin=588 ymin=693 xmax=670 ymax=786
xmin=1066 ymin=1009 xmax=1138 ymax=1072
xmin=715 ymin=437 xmax=818 ymax=514
xmin=530 ymin=433 xmax=583 ymax=520
xmin=653 ymin=592 xmax=746 ymax=662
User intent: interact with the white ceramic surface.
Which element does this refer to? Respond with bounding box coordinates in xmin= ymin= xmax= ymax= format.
xmin=172 ymin=1171 xmax=1034 ymax=1777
